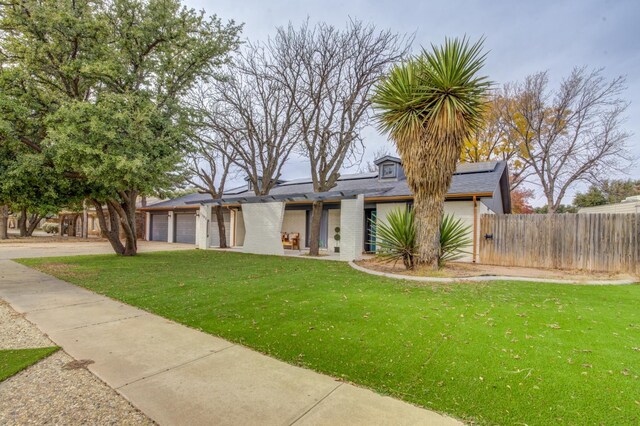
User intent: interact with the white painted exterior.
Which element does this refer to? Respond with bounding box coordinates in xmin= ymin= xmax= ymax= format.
xmin=234 ymin=209 xmax=245 ymax=247
xmin=241 ymin=202 xmax=285 ymax=256
xmin=144 ymin=212 xmax=151 ymax=241
xmin=340 ymin=195 xmax=365 ymax=261
xmin=374 ymin=199 xmax=494 ymax=263
xmin=196 ymin=205 xmax=210 ymax=250
xmin=167 ymin=211 xmax=175 ymax=243
xmin=327 ymin=209 xmax=341 ymax=253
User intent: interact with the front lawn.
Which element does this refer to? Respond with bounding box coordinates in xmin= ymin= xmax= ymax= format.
xmin=19 ymin=250 xmax=640 ymax=425
xmin=0 ymin=347 xmax=59 ymax=381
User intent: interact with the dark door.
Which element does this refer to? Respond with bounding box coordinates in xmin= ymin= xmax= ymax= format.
xmin=305 ymin=209 xmax=329 ymax=248
xmin=364 ymin=208 xmax=377 ymax=252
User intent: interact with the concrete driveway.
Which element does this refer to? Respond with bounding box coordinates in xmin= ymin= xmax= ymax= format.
xmin=0 ymin=240 xmax=194 ymax=260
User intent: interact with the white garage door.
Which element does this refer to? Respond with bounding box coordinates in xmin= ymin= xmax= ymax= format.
xmin=209 ymin=210 xmax=231 ymax=247
xmin=150 ymin=213 xmax=168 ymax=242
xmin=175 ymin=212 xmax=196 ymax=244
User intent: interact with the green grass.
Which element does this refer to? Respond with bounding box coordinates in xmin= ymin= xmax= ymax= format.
xmin=0 ymin=347 xmax=59 ymax=381
xmin=19 ymin=250 xmax=640 ymax=425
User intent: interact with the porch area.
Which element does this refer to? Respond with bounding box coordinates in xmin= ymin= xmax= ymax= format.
xmin=196 ymin=194 xmax=366 ymax=262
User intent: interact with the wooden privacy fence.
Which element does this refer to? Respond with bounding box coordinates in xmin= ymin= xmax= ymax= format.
xmin=479 ymin=213 xmax=640 ymax=273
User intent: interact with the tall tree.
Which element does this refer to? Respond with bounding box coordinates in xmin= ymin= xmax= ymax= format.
xmin=500 ymin=68 xmax=631 ymax=214
xmin=0 ymin=0 xmax=241 ymax=254
xmin=208 ymin=47 xmax=300 ymax=196
xmin=269 ymin=20 xmax=409 ymax=255
xmin=185 ymin=85 xmax=238 ymax=248
xmin=372 ymin=38 xmax=490 ymax=268
xmin=510 ymin=185 xmax=535 ymax=214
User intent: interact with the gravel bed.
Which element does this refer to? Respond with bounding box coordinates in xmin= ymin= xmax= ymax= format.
xmin=0 ymin=300 xmax=154 ymax=425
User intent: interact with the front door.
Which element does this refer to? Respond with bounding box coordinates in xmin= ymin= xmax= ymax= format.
xmin=364 ymin=208 xmax=377 ymax=252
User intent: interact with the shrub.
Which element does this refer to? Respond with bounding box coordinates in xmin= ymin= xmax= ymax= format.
xmin=371 ymin=207 xmax=416 ymax=269
xmin=41 ymin=223 xmax=59 ymax=234
xmin=373 ymin=208 xmax=472 ymax=269
xmin=439 ymin=214 xmax=472 ymax=266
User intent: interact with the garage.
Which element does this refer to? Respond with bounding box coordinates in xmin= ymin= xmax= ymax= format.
xmin=174 ymin=212 xmax=196 ymax=244
xmin=150 ymin=213 xmax=168 ymax=242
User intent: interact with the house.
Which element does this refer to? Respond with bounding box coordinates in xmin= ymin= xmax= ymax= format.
xmin=140 ymin=157 xmax=511 ymax=262
xmin=577 ymin=195 xmax=640 ymax=214
xmin=57 ymin=196 xmax=162 ymax=238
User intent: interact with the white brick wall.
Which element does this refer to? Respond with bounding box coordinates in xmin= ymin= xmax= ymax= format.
xmin=196 ymin=205 xmax=211 ymax=250
xmin=340 ymin=195 xmax=364 ymax=261
xmin=242 ymin=202 xmax=285 ymax=256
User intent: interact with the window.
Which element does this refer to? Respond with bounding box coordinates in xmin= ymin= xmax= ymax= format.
xmin=381 ymin=163 xmax=396 ymax=179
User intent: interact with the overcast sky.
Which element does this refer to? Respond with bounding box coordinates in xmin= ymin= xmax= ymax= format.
xmin=185 ymin=0 xmax=639 ymax=204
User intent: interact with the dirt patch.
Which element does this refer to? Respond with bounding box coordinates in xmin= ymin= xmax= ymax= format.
xmin=356 ymin=257 xmax=637 ymax=282
xmin=63 ymin=359 xmax=95 ymax=370
xmin=37 ymin=263 xmax=97 ymax=280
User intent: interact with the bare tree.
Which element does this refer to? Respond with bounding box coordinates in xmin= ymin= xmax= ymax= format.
xmin=361 ymin=147 xmax=392 ymax=173
xmin=209 ymin=48 xmax=301 ymax=196
xmin=500 ymin=68 xmax=631 ymax=213
xmin=185 ymin=85 xmax=238 ymax=248
xmin=269 ymin=20 xmax=410 ymax=255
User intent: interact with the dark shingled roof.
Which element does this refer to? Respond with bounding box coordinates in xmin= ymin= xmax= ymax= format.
xmin=144 ymin=160 xmax=509 ymax=211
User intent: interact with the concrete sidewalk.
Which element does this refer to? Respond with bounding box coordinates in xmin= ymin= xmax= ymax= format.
xmin=0 ymin=260 xmax=460 ymax=426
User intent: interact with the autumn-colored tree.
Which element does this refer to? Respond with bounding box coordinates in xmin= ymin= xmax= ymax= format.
xmin=510 ymin=185 xmax=535 ymax=214
xmin=460 ymin=94 xmax=531 ymax=190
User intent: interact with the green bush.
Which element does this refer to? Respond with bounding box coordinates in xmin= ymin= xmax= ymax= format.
xmin=41 ymin=222 xmax=59 ymax=234
xmin=373 ymin=208 xmax=472 ymax=269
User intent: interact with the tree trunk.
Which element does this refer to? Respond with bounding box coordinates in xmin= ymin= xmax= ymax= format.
xmin=0 ymin=205 xmax=8 ymax=240
xmin=82 ymin=201 xmax=89 ymax=238
xmin=214 ymin=206 xmax=228 ymax=249
xmin=107 ymin=191 xmax=138 ymax=256
xmin=308 ymin=201 xmax=324 ymax=256
xmin=68 ymin=215 xmax=77 ymax=237
xmin=18 ymin=207 xmax=27 ymax=237
xmin=93 ymin=199 xmax=125 ymax=254
xmin=25 ymin=213 xmax=41 ymax=237
xmin=414 ymin=195 xmax=444 ymax=269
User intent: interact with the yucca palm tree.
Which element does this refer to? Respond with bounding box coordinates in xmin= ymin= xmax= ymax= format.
xmin=371 ymin=37 xmax=490 ymax=267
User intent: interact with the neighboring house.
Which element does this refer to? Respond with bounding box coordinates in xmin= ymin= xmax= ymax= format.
xmin=141 ymin=156 xmax=511 ymax=262
xmin=577 ymin=195 xmax=640 ymax=214
xmin=58 ymin=196 xmax=162 ymax=239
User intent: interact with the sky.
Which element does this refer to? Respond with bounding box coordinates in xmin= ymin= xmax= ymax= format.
xmin=185 ymin=0 xmax=640 ymax=205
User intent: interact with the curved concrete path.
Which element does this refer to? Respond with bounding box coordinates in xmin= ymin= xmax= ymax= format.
xmin=349 ymin=261 xmax=638 ymax=285
xmin=0 ymin=259 xmax=460 ymax=426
